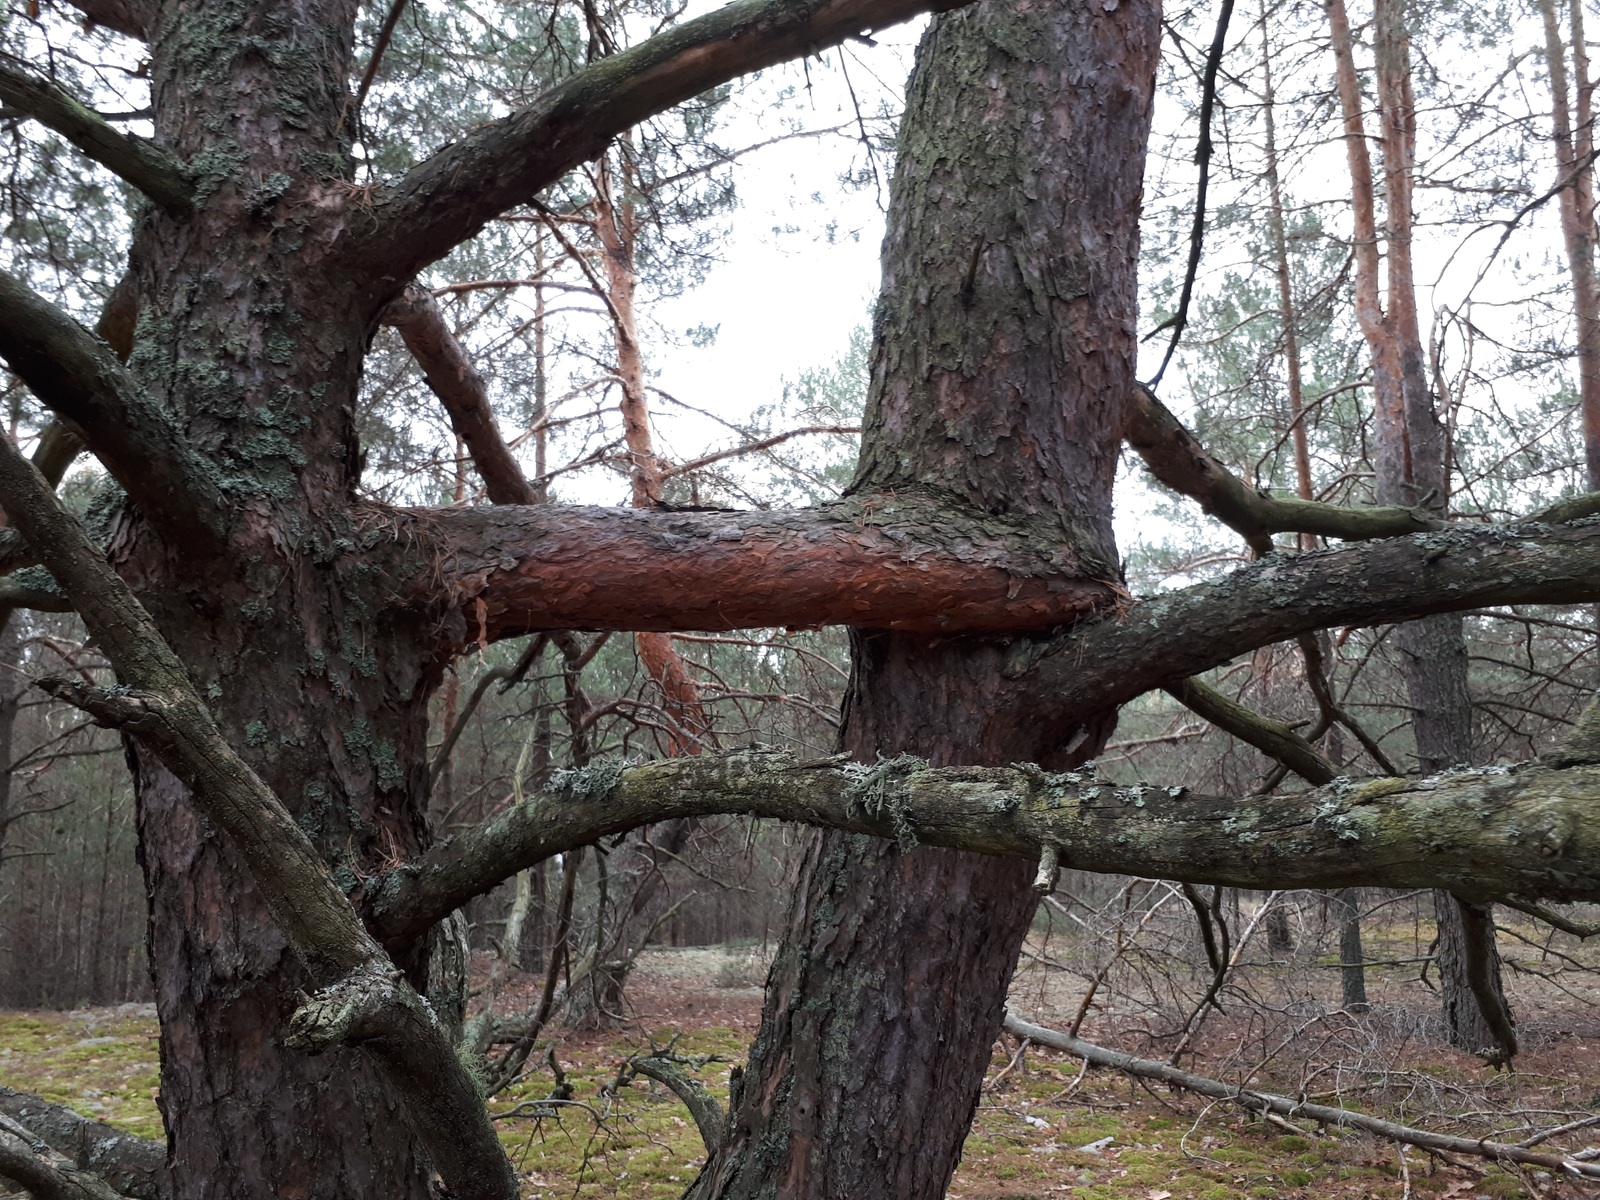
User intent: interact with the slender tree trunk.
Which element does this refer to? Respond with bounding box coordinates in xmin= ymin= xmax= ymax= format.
xmin=1328 ymin=0 xmax=1508 ymax=1057
xmin=691 ymin=1 xmax=1156 ymax=1194
xmin=591 ymin=150 xmax=711 ymax=755
xmin=1334 ymin=888 xmax=1369 ymax=1011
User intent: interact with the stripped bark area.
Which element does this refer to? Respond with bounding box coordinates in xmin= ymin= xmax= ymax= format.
xmin=409 ymin=496 xmax=1116 ymax=639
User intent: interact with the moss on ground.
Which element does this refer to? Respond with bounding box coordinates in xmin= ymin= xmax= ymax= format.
xmin=0 ymin=1009 xmax=1542 ymax=1200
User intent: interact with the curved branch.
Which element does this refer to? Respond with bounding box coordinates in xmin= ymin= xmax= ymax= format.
xmin=0 ymin=60 xmax=190 ymax=214
xmin=349 ymin=0 xmax=971 ymax=287
xmin=366 ymin=749 xmax=1600 ymax=943
xmin=0 ymin=433 xmax=514 ymax=1200
xmin=0 ymin=269 xmax=228 ymax=548
xmin=1124 ymin=385 xmax=1440 ymax=549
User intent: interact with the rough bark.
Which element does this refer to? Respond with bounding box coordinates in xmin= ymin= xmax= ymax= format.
xmin=0 ymin=59 xmax=192 ymax=214
xmin=0 ymin=1088 xmax=170 ymax=1200
xmin=688 ymin=4 xmax=1154 ymax=1195
xmin=367 ymin=749 xmax=1600 ymax=942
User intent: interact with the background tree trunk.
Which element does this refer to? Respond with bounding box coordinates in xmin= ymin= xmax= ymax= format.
xmin=690 ymin=0 xmax=1157 ymax=1194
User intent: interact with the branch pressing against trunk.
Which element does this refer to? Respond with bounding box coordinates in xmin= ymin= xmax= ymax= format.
xmin=0 ymin=1087 xmax=169 ymax=1200
xmin=367 ymin=748 xmax=1600 ymax=943
xmin=0 ymin=435 xmax=517 ymax=1200
xmin=379 ymin=285 xmax=536 ymax=504
xmin=1002 ymin=1014 xmax=1600 ymax=1179
xmin=0 ymin=60 xmax=190 ymax=214
xmin=406 ymin=494 xmax=1116 ymax=640
xmin=350 ymin=0 xmax=975 ymax=287
xmin=0 ymin=269 xmax=228 ymax=549
xmin=1163 ymin=677 xmax=1335 ymax=785
xmin=1124 ymin=385 xmax=1440 ymax=551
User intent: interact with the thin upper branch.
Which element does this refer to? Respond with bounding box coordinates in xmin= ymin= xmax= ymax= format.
xmin=379 ymin=285 xmax=536 ymax=504
xmin=0 ymin=268 xmax=229 ymax=549
xmin=1124 ymin=385 xmax=1440 ymax=550
xmin=348 ymin=0 xmax=971 ymax=289
xmin=1163 ymin=677 xmax=1335 ymax=785
xmin=0 ymin=59 xmax=190 ymax=214
xmin=367 ymin=748 xmax=1600 ymax=942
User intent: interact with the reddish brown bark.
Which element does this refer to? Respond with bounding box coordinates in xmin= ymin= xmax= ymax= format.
xmin=412 ymin=499 xmax=1114 ymax=640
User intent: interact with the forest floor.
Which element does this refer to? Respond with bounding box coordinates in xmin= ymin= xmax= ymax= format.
xmin=2 ymin=931 xmax=1599 ymax=1200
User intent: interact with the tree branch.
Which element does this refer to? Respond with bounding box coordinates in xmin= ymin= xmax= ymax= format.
xmin=349 ymin=0 xmax=972 ymax=288
xmin=0 ymin=1113 xmax=125 ymax=1200
xmin=0 ymin=1088 xmax=168 ymax=1200
xmin=0 ymin=269 xmax=229 ymax=548
xmin=1163 ymin=677 xmax=1335 ymax=785
xmin=1124 ymin=385 xmax=1441 ymax=550
xmin=0 ymin=59 xmax=190 ymax=215
xmin=58 ymin=0 xmax=152 ymax=40
xmin=1018 ymin=518 xmax=1600 ymax=752
xmin=366 ymin=748 xmax=1600 ymax=943
xmin=379 ymin=285 xmax=536 ymax=504
xmin=0 ymin=436 xmax=515 ymax=1200
xmin=1002 ymin=1014 xmax=1600 ymax=1179
xmin=402 ymin=495 xmax=1116 ymax=641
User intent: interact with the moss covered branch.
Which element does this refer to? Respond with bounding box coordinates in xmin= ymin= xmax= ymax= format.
xmin=0 ymin=60 xmax=189 ymax=214
xmin=1124 ymin=385 xmax=1440 ymax=550
xmin=368 ymin=749 xmax=1600 ymax=942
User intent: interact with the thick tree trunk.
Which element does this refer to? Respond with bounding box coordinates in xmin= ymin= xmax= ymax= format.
xmin=118 ymin=3 xmax=446 ymax=1195
xmin=691 ymin=1 xmax=1155 ymax=1194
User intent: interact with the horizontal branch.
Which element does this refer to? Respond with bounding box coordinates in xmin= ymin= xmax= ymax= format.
xmin=1124 ymin=385 xmax=1439 ymax=550
xmin=0 ymin=269 xmax=228 ymax=548
xmin=1002 ymin=1015 xmax=1600 ymax=1179
xmin=366 ymin=749 xmax=1600 ymax=942
xmin=349 ymin=0 xmax=968 ymax=287
xmin=0 ymin=1088 xmax=168 ymax=1200
xmin=1017 ymin=517 xmax=1600 ymax=750
xmin=402 ymin=495 xmax=1115 ymax=640
xmin=0 ymin=60 xmax=190 ymax=214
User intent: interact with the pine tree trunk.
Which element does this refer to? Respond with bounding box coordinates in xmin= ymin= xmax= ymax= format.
xmin=690 ymin=1 xmax=1157 ymax=1194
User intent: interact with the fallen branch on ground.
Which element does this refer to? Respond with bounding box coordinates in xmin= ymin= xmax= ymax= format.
xmin=1002 ymin=1014 xmax=1600 ymax=1179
